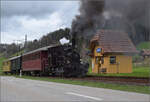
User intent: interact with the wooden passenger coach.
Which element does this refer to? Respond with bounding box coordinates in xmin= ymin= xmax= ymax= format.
xmin=10 ymin=56 xmax=22 ymax=74
xmin=22 ymin=46 xmax=51 ymax=74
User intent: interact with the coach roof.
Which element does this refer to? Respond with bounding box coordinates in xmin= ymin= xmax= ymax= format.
xmin=23 ymin=44 xmax=59 ymax=56
xmin=9 ymin=55 xmax=21 ymax=61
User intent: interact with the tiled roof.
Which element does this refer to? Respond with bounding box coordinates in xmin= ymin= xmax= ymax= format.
xmin=91 ymin=30 xmax=138 ymax=54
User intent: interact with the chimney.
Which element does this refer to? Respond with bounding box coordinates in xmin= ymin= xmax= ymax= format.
xmin=72 ymin=32 xmax=76 ymax=49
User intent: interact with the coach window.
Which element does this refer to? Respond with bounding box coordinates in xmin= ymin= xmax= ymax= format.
xmin=110 ymin=56 xmax=116 ymax=64
xmin=30 ymin=55 xmax=32 ymax=60
xmin=38 ymin=53 xmax=40 ymax=58
xmin=35 ymin=53 xmax=37 ymax=59
xmin=32 ymin=54 xmax=34 ymax=60
xmin=27 ymin=55 xmax=29 ymax=61
xmin=24 ymin=56 xmax=26 ymax=61
xmin=34 ymin=54 xmax=36 ymax=59
xmin=35 ymin=54 xmax=37 ymax=59
xmin=25 ymin=56 xmax=27 ymax=61
xmin=31 ymin=54 xmax=34 ymax=60
xmin=37 ymin=53 xmax=39 ymax=59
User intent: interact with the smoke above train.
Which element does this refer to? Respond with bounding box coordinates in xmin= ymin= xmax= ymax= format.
xmin=71 ymin=0 xmax=150 ymax=44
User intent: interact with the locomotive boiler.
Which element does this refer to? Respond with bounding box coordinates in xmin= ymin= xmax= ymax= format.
xmin=47 ymin=44 xmax=89 ymax=77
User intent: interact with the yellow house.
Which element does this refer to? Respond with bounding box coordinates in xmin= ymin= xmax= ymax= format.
xmin=89 ymin=30 xmax=138 ymax=74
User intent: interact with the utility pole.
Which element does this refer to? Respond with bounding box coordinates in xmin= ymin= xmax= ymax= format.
xmin=13 ymin=38 xmax=25 ymax=77
xmin=24 ymin=34 xmax=27 ymax=53
xmin=25 ymin=35 xmax=27 ymax=44
xmin=0 ymin=32 xmax=1 ymax=44
xmin=13 ymin=40 xmax=20 ymax=56
xmin=13 ymin=39 xmax=24 ymax=55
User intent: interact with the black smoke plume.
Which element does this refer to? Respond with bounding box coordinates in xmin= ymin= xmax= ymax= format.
xmin=71 ymin=0 xmax=150 ymax=45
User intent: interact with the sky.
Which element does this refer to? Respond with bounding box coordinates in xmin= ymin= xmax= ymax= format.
xmin=1 ymin=0 xmax=80 ymax=44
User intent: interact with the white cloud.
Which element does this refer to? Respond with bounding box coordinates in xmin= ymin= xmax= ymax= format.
xmin=1 ymin=31 xmax=25 ymax=44
xmin=2 ymin=12 xmax=64 ymax=44
xmin=20 ymin=12 xmax=63 ymax=34
xmin=1 ymin=1 xmax=79 ymax=44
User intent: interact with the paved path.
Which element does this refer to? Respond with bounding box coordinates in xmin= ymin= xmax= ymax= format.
xmin=0 ymin=76 xmax=149 ymax=102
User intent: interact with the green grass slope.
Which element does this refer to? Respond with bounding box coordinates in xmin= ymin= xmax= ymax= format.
xmin=136 ymin=41 xmax=150 ymax=50
xmin=88 ymin=66 xmax=150 ymax=77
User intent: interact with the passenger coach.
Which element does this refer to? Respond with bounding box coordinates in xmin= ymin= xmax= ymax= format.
xmin=10 ymin=56 xmax=22 ymax=74
xmin=22 ymin=46 xmax=50 ymax=75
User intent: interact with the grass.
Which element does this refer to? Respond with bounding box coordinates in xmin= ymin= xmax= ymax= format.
xmin=136 ymin=41 xmax=150 ymax=50
xmin=88 ymin=66 xmax=150 ymax=77
xmin=12 ymin=75 xmax=150 ymax=94
xmin=11 ymin=50 xmax=24 ymax=57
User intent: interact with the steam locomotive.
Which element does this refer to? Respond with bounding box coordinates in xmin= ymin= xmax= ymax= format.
xmin=2 ymin=38 xmax=89 ymax=77
xmin=47 ymin=44 xmax=89 ymax=77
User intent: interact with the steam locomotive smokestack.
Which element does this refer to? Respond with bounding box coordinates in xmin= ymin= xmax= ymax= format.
xmin=72 ymin=32 xmax=76 ymax=49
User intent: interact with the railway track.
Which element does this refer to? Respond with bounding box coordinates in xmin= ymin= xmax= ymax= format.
xmin=48 ymin=75 xmax=150 ymax=86
xmin=84 ymin=76 xmax=150 ymax=86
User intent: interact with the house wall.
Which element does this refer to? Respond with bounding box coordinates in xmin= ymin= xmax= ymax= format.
xmin=91 ymin=46 xmax=132 ymax=73
xmin=102 ymin=55 xmax=132 ymax=73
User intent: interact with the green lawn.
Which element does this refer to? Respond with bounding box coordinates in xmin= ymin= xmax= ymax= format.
xmin=136 ymin=41 xmax=150 ymax=50
xmin=14 ymin=75 xmax=150 ymax=94
xmin=88 ymin=66 xmax=150 ymax=77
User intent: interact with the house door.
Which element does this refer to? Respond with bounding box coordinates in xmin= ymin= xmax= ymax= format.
xmin=95 ymin=57 xmax=101 ymax=73
xmin=97 ymin=56 xmax=106 ymax=73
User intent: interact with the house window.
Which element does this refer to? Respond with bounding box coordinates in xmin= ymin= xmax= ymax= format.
xmin=110 ymin=56 xmax=116 ymax=64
